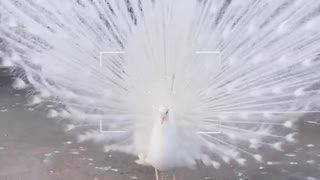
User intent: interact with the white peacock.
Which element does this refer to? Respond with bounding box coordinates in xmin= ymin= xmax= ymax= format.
xmin=1 ymin=0 xmax=320 ymax=179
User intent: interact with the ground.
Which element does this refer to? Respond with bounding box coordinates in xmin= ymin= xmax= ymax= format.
xmin=0 ymin=77 xmax=320 ymax=180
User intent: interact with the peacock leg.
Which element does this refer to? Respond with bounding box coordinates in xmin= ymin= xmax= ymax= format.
xmin=173 ymin=171 xmax=177 ymax=180
xmin=155 ymin=168 xmax=159 ymax=180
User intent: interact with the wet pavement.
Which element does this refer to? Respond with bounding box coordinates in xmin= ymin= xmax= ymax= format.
xmin=1 ymin=77 xmax=320 ymax=180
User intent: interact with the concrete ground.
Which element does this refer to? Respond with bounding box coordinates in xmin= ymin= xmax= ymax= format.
xmin=1 ymin=76 xmax=320 ymax=180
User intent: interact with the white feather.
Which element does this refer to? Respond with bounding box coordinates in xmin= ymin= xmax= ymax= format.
xmin=47 ymin=109 xmax=58 ymax=119
xmin=1 ymin=0 xmax=320 ymax=171
xmin=253 ymin=154 xmax=263 ymax=163
xmin=12 ymin=78 xmax=28 ymax=90
xmin=272 ymin=142 xmax=284 ymax=151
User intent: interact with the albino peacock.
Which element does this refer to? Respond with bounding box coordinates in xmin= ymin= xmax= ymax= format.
xmin=1 ymin=0 xmax=320 ymax=179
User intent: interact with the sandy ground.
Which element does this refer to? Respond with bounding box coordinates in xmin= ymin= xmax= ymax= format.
xmin=1 ymin=76 xmax=320 ymax=180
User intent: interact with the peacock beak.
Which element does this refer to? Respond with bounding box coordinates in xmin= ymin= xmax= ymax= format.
xmin=161 ymin=110 xmax=169 ymax=125
xmin=161 ymin=116 xmax=165 ymax=125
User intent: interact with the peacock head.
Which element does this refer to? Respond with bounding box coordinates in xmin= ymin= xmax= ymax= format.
xmin=159 ymin=105 xmax=169 ymax=125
